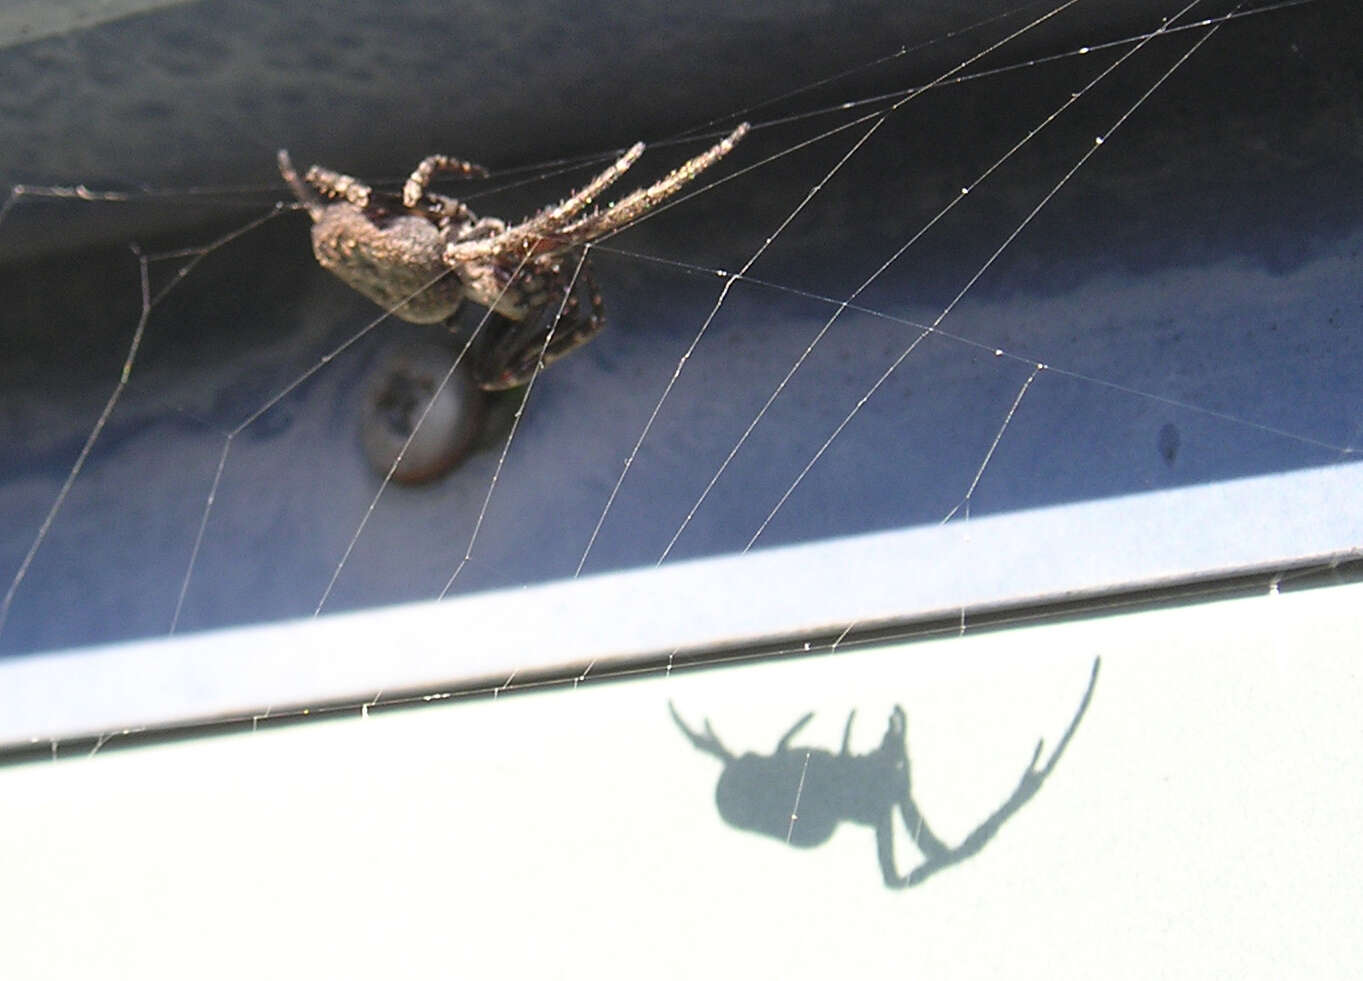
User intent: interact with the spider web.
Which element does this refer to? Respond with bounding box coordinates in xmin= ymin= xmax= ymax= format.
xmin=0 ymin=0 xmax=1358 ymax=699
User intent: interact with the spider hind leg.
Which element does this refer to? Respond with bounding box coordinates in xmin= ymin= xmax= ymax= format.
xmin=470 ymin=253 xmax=604 ymax=390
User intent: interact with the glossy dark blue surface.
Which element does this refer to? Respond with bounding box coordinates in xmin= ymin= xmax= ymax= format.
xmin=1 ymin=0 xmax=1359 ymax=656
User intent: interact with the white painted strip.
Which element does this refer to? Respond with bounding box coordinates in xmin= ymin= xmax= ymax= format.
xmin=1 ymin=459 xmax=1359 ymax=747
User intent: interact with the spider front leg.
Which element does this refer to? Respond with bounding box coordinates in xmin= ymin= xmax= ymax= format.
xmin=444 ymin=124 xmax=746 ymax=265
xmin=469 ymin=250 xmax=605 ymax=390
xmin=303 ymin=164 xmax=375 ymax=208
xmin=402 ymin=154 xmax=492 ymax=225
xmin=402 ymin=154 xmax=490 ymax=207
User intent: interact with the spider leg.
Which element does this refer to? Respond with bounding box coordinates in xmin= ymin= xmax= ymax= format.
xmin=529 ymin=141 xmax=644 ymax=229
xmin=453 ymin=216 xmax=507 ymax=241
xmin=443 ymin=124 xmax=745 ymax=265
xmin=536 ymin=256 xmax=605 ymax=366
xmin=421 ymin=193 xmax=482 ymax=227
xmin=303 ymin=163 xmax=375 ymax=209
xmin=417 ymin=143 xmax=643 ymax=242
xmin=402 ymin=155 xmax=490 ymax=208
xmin=470 ymin=251 xmax=605 ymax=390
xmin=277 ymin=149 xmax=325 ymax=221
xmin=441 ymin=141 xmax=644 ymax=264
xmin=556 ymin=122 xmax=749 ymax=241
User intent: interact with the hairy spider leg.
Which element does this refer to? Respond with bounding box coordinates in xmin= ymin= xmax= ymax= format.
xmin=471 ymin=251 xmax=606 ymax=390
xmin=531 ymin=141 xmax=645 ymax=228
xmin=303 ymin=164 xmax=374 ymax=209
xmin=442 ymin=141 xmax=646 ymax=264
xmin=402 ymin=154 xmax=491 ymax=207
xmin=443 ymin=124 xmax=747 ymax=264
xmin=556 ymin=122 xmax=750 ymax=241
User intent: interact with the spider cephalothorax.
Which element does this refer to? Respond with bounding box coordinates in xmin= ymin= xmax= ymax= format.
xmin=278 ymin=124 xmax=748 ymax=390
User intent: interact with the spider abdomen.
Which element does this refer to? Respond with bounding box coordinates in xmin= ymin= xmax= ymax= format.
xmin=310 ymin=204 xmax=465 ymax=324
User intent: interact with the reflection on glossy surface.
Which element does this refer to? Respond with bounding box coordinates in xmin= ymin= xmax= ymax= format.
xmin=671 ymin=658 xmax=1100 ymax=888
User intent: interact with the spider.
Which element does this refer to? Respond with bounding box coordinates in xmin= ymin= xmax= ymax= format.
xmin=277 ymin=123 xmax=748 ymax=390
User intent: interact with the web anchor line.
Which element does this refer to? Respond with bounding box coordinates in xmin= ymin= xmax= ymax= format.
xmin=573 ymin=0 xmax=1094 ymax=577
xmin=747 ymin=0 xmax=1230 ymax=551
xmin=654 ymin=0 xmax=1196 ymax=563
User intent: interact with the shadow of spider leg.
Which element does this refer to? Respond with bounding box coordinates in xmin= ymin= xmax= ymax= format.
xmin=891 ymin=658 xmax=1102 ymax=889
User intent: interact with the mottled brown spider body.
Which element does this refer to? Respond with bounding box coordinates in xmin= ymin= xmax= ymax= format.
xmin=278 ymin=124 xmax=747 ymax=389
xmin=309 ymin=206 xmax=466 ymax=324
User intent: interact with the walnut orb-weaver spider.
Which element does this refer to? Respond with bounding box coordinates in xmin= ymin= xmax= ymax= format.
xmin=278 ymin=124 xmax=748 ymax=390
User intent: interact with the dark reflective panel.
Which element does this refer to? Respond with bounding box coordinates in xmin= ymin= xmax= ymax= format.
xmin=2 ymin=2 xmax=1358 ymax=657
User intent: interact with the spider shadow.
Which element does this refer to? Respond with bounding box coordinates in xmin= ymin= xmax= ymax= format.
xmin=670 ymin=657 xmax=1099 ymax=888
